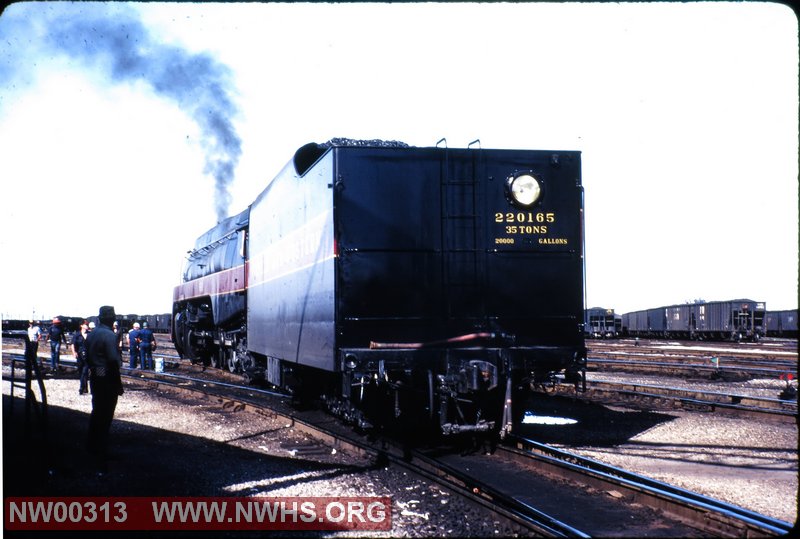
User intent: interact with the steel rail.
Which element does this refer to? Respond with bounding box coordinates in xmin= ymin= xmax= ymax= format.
xmin=585 ymin=379 xmax=797 ymax=410
xmin=554 ymin=378 xmax=797 ymax=421
xmin=402 ymin=448 xmax=591 ymax=538
xmin=506 ymin=435 xmax=794 ymax=537
xmin=587 ymin=358 xmax=796 ymax=378
xmin=588 ymin=348 xmax=798 ymax=362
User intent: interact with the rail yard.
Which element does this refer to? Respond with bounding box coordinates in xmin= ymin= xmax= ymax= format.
xmin=3 ymin=332 xmax=796 ymax=536
xmin=3 ymin=141 xmax=797 ymax=537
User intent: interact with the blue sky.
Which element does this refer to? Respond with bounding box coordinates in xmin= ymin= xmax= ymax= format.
xmin=0 ymin=2 xmax=797 ymax=321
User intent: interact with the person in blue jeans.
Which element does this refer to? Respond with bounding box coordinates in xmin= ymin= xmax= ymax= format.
xmin=138 ymin=322 xmax=156 ymax=370
xmin=47 ymin=317 xmax=67 ymax=372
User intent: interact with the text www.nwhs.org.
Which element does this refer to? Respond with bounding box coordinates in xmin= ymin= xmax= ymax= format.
xmin=5 ymin=497 xmax=393 ymax=531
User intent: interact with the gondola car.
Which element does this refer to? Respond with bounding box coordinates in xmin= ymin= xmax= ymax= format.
xmin=173 ymin=139 xmax=586 ymax=438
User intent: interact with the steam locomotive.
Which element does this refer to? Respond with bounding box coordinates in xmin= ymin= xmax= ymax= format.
xmin=172 ymin=139 xmax=586 ymax=438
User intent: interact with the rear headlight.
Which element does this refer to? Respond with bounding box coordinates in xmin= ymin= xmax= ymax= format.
xmin=507 ymin=173 xmax=542 ymax=207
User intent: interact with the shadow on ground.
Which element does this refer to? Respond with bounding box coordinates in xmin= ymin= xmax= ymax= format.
xmin=514 ymin=393 xmax=677 ymax=446
xmin=2 ymin=394 xmax=378 ymax=539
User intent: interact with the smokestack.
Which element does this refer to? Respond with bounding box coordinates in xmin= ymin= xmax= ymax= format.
xmin=39 ymin=5 xmax=241 ymax=222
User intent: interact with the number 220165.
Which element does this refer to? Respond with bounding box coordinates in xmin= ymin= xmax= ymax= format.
xmin=495 ymin=212 xmax=555 ymax=224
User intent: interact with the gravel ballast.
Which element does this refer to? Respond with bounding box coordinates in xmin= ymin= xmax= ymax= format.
xmin=3 ymin=365 xmax=797 ymax=534
xmin=3 ymin=372 xmax=511 ymax=537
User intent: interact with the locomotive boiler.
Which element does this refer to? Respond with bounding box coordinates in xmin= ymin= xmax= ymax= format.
xmin=173 ymin=139 xmax=586 ymax=438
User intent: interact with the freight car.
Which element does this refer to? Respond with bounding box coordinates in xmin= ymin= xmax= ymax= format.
xmin=140 ymin=313 xmax=172 ymax=334
xmin=85 ymin=313 xmax=172 ymax=334
xmin=172 ymin=139 xmax=586 ymax=438
xmin=765 ymin=309 xmax=798 ymax=338
xmin=621 ymin=299 xmax=766 ymax=341
xmin=1 ymin=319 xmax=29 ymax=332
xmin=4 ymin=316 xmax=98 ymax=339
xmin=584 ymin=307 xmax=621 ymax=338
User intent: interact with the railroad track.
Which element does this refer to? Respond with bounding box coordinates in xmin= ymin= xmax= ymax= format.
xmin=503 ymin=435 xmax=794 ymax=537
xmin=587 ymin=339 xmax=797 ymax=367
xmin=589 ymin=352 xmax=797 ymax=370
xmin=555 ymin=378 xmax=797 ymax=421
xmin=584 ymin=339 xmax=797 ymax=383
xmin=0 ymin=352 xmax=587 ymax=536
xmin=5 ymin=338 xmax=795 ymax=421
xmin=3 ymin=351 xmax=792 ymax=536
xmin=106 ymin=366 xmax=589 ymax=536
xmin=587 ymin=358 xmax=796 ymax=381
xmin=106 ymin=367 xmax=798 ymax=536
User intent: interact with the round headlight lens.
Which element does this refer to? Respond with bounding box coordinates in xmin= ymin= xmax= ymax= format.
xmin=509 ymin=174 xmax=542 ymax=206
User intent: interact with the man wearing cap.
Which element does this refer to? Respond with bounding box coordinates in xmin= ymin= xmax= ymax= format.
xmin=85 ymin=305 xmax=124 ymax=471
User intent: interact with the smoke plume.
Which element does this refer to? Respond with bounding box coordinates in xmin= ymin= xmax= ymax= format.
xmin=9 ymin=4 xmax=241 ymax=222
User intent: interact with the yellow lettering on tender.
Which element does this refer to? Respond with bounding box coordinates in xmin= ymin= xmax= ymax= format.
xmin=538 ymin=238 xmax=568 ymax=245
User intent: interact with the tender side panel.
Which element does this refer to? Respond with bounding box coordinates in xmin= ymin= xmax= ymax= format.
xmin=247 ymin=153 xmax=336 ymax=370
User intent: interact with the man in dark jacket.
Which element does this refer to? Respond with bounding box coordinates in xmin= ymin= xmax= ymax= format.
xmin=85 ymin=305 xmax=123 ymax=472
xmin=46 ymin=317 xmax=67 ymax=372
xmin=127 ymin=322 xmax=141 ymax=368
xmin=138 ymin=322 xmax=156 ymax=370
xmin=71 ymin=321 xmax=90 ymax=395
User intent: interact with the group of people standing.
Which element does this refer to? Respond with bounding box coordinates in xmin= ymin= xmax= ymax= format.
xmin=126 ymin=321 xmax=157 ymax=369
xmin=27 ymin=317 xmax=110 ymax=375
xmin=26 ymin=309 xmax=159 ymax=474
xmin=26 ymin=317 xmax=70 ymax=372
xmin=27 ymin=317 xmax=157 ymax=377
